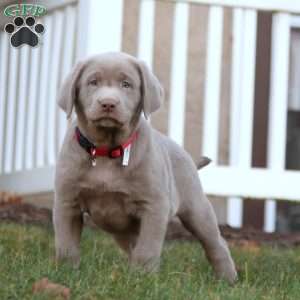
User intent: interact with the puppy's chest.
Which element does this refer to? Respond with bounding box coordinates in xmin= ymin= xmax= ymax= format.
xmin=78 ymin=166 xmax=140 ymax=233
xmin=79 ymin=164 xmax=130 ymax=193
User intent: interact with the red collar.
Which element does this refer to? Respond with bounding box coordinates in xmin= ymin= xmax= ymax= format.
xmin=75 ymin=127 xmax=138 ymax=159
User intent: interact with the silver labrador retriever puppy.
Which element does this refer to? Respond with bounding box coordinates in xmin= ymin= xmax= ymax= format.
xmin=54 ymin=52 xmax=237 ymax=283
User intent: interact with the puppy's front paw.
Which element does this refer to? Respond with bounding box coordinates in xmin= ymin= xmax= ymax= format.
xmin=214 ymin=260 xmax=238 ymax=285
xmin=130 ymin=251 xmax=160 ymax=272
xmin=56 ymin=247 xmax=80 ymax=268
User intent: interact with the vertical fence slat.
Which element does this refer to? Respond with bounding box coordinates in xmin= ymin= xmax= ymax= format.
xmin=228 ymin=8 xmax=244 ymax=227
xmin=25 ymin=47 xmax=41 ymax=170
xmin=47 ymin=10 xmax=64 ymax=166
xmin=168 ymin=2 xmax=189 ymax=146
xmin=4 ymin=47 xmax=19 ymax=173
xmin=15 ymin=47 xmax=30 ymax=171
xmin=77 ymin=0 xmax=123 ymax=58
xmin=228 ymin=9 xmax=257 ymax=227
xmin=239 ymin=10 xmax=257 ymax=164
xmin=202 ymin=6 xmax=224 ymax=160
xmin=36 ymin=16 xmax=53 ymax=168
xmin=0 ymin=33 xmax=9 ymax=173
xmin=265 ymin=13 xmax=290 ymax=232
xmin=57 ymin=5 xmax=77 ymax=152
xmin=137 ymin=0 xmax=156 ymax=67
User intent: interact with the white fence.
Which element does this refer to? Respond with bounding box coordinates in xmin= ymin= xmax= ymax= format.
xmin=0 ymin=1 xmax=77 ymax=190
xmin=0 ymin=0 xmax=300 ymax=232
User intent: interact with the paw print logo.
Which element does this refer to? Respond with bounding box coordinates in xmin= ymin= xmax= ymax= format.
xmin=4 ymin=16 xmax=44 ymax=48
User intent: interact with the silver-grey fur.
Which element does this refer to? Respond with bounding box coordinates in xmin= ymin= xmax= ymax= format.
xmin=54 ymin=52 xmax=237 ymax=284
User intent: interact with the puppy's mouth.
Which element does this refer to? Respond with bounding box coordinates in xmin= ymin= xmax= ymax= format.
xmin=91 ymin=117 xmax=123 ymax=128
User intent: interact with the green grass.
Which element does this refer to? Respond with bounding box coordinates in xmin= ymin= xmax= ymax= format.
xmin=0 ymin=223 xmax=300 ymax=300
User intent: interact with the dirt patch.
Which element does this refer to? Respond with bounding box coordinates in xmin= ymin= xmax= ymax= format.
xmin=1 ymin=201 xmax=300 ymax=248
xmin=166 ymin=217 xmax=300 ymax=247
xmin=0 ymin=202 xmax=51 ymax=226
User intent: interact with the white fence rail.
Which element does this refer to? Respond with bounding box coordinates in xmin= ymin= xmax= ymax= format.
xmin=171 ymin=0 xmax=300 ymax=14
xmin=1 ymin=0 xmax=300 ymax=232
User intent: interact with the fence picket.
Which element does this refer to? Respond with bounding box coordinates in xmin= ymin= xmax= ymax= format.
xmin=15 ymin=47 xmax=30 ymax=171
xmin=227 ymin=8 xmax=243 ymax=227
xmin=57 ymin=5 xmax=77 ymax=152
xmin=77 ymin=0 xmax=123 ymax=58
xmin=47 ymin=10 xmax=64 ymax=165
xmin=227 ymin=9 xmax=257 ymax=227
xmin=202 ymin=6 xmax=224 ymax=160
xmin=25 ymin=47 xmax=41 ymax=170
xmin=168 ymin=2 xmax=189 ymax=145
xmin=0 ymin=33 xmax=9 ymax=173
xmin=137 ymin=0 xmax=156 ymax=67
xmin=36 ymin=16 xmax=52 ymax=168
xmin=265 ymin=13 xmax=291 ymax=232
xmin=4 ymin=47 xmax=19 ymax=173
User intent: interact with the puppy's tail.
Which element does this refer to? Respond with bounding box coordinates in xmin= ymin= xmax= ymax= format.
xmin=196 ymin=156 xmax=211 ymax=170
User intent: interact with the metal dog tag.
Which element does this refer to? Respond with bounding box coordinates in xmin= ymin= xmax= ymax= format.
xmin=91 ymin=149 xmax=97 ymax=167
xmin=122 ymin=144 xmax=131 ymax=166
xmin=91 ymin=158 xmax=96 ymax=167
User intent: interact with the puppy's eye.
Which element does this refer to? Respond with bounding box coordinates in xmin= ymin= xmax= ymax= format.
xmin=121 ymin=80 xmax=131 ymax=89
xmin=88 ymin=79 xmax=97 ymax=86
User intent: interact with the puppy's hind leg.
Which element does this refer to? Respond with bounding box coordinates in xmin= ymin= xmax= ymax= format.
xmin=178 ymin=194 xmax=237 ymax=284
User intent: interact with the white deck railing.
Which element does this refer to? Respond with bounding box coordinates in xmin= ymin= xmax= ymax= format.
xmin=0 ymin=0 xmax=300 ymax=232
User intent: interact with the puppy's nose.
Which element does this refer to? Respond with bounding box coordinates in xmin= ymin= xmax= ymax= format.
xmin=99 ymin=98 xmax=119 ymax=112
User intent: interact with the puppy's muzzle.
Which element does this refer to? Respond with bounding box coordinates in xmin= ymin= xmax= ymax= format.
xmin=98 ymin=97 xmax=120 ymax=113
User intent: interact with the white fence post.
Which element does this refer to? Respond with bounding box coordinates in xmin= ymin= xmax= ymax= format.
xmin=15 ymin=46 xmax=30 ymax=171
xmin=168 ymin=2 xmax=189 ymax=146
xmin=227 ymin=9 xmax=243 ymax=227
xmin=25 ymin=48 xmax=41 ymax=170
xmin=47 ymin=10 xmax=64 ymax=166
xmin=36 ymin=15 xmax=53 ymax=168
xmin=227 ymin=9 xmax=257 ymax=227
xmin=77 ymin=0 xmax=124 ymax=58
xmin=57 ymin=5 xmax=77 ymax=152
xmin=264 ymin=13 xmax=290 ymax=232
xmin=137 ymin=0 xmax=156 ymax=67
xmin=4 ymin=47 xmax=19 ymax=173
xmin=202 ymin=6 xmax=224 ymax=160
xmin=0 ymin=32 xmax=9 ymax=173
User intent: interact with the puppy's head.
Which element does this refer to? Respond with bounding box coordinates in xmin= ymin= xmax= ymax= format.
xmin=58 ymin=52 xmax=163 ymax=130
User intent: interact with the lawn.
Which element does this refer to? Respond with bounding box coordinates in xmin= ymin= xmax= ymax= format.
xmin=0 ymin=222 xmax=299 ymax=300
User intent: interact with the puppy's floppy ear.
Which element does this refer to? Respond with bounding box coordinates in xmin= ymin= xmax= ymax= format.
xmin=57 ymin=61 xmax=85 ymax=119
xmin=137 ymin=60 xmax=164 ymax=118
